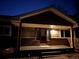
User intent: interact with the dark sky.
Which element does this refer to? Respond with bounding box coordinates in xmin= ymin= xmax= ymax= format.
xmin=0 ymin=0 xmax=77 ymax=16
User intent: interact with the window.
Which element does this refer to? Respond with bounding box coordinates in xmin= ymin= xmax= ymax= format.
xmin=50 ymin=30 xmax=61 ymax=38
xmin=0 ymin=25 xmax=11 ymax=36
xmin=21 ymin=27 xmax=36 ymax=39
xmin=65 ymin=30 xmax=70 ymax=37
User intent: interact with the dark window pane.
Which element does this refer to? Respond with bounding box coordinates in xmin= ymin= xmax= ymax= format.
xmin=61 ymin=30 xmax=64 ymax=37
xmin=65 ymin=30 xmax=70 ymax=37
xmin=0 ymin=26 xmax=11 ymax=36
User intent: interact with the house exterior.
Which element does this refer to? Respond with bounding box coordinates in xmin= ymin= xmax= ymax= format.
xmin=11 ymin=7 xmax=78 ymax=52
xmin=0 ymin=7 xmax=78 ymax=58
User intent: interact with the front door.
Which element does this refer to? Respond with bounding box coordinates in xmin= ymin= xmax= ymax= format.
xmin=37 ymin=28 xmax=47 ymax=43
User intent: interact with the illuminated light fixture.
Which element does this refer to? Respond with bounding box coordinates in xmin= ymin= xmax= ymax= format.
xmin=50 ymin=25 xmax=57 ymax=28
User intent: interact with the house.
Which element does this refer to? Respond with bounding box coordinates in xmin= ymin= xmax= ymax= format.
xmin=0 ymin=7 xmax=79 ymax=58
xmin=11 ymin=7 xmax=79 ymax=56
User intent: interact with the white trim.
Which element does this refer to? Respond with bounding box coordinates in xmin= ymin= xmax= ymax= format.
xmin=21 ymin=23 xmax=71 ymax=30
xmin=70 ymin=28 xmax=73 ymax=48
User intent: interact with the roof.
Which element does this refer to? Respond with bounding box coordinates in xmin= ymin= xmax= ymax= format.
xmin=18 ymin=7 xmax=78 ymax=26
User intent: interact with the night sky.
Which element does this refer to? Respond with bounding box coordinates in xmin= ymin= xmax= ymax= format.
xmin=0 ymin=0 xmax=78 ymax=16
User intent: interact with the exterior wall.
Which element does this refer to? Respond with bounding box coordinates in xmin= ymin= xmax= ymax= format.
xmin=75 ymin=38 xmax=79 ymax=49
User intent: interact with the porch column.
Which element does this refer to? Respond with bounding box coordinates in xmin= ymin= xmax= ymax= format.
xmin=70 ymin=28 xmax=74 ymax=48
